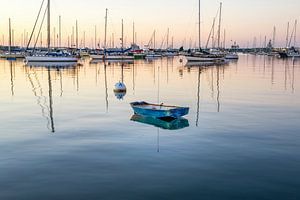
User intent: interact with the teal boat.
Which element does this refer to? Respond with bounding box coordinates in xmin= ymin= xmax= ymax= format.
xmin=130 ymin=101 xmax=189 ymax=119
xmin=131 ymin=114 xmax=189 ymax=130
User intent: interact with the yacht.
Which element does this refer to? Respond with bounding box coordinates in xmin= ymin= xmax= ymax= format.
xmin=278 ymin=47 xmax=300 ymax=58
xmin=25 ymin=0 xmax=78 ymax=63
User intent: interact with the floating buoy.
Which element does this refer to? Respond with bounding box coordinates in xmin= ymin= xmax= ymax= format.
xmin=114 ymin=81 xmax=127 ymax=92
xmin=114 ymin=82 xmax=127 ymax=100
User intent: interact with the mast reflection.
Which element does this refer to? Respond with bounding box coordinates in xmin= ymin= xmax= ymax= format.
xmin=9 ymin=61 xmax=15 ymax=96
xmin=47 ymin=67 xmax=55 ymax=133
xmin=25 ymin=62 xmax=77 ymax=133
xmin=104 ymin=62 xmax=109 ymax=112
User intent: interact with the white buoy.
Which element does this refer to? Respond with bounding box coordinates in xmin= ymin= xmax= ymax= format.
xmin=114 ymin=81 xmax=127 ymax=100
xmin=114 ymin=81 xmax=127 ymax=92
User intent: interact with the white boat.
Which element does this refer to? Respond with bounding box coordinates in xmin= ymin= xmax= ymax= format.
xmin=105 ymin=55 xmax=134 ymax=61
xmin=79 ymin=51 xmax=89 ymax=57
xmin=145 ymin=52 xmax=162 ymax=59
xmin=90 ymin=54 xmax=104 ymax=60
xmin=225 ymin=53 xmax=239 ymax=59
xmin=25 ymin=0 xmax=78 ymax=63
xmin=185 ymin=1 xmax=225 ymax=63
xmin=101 ymin=10 xmax=134 ymax=62
xmin=278 ymin=48 xmax=300 ymax=58
xmin=0 ymin=52 xmax=25 ymax=59
xmin=0 ymin=18 xmax=25 ymax=60
xmin=186 ymin=52 xmax=225 ymax=62
xmin=25 ymin=51 xmax=78 ymax=63
xmin=25 ymin=55 xmax=78 ymax=63
xmin=163 ymin=52 xmax=178 ymax=57
xmin=91 ymin=53 xmax=134 ymax=61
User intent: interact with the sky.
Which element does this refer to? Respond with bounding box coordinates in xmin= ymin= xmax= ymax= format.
xmin=0 ymin=0 xmax=299 ymax=48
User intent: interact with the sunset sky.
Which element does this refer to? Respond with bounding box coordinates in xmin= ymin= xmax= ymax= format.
xmin=0 ymin=0 xmax=299 ymax=48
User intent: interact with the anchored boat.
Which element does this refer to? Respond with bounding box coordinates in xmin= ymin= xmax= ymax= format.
xmin=25 ymin=0 xmax=78 ymax=63
xmin=130 ymin=101 xmax=189 ymax=119
xmin=25 ymin=51 xmax=78 ymax=63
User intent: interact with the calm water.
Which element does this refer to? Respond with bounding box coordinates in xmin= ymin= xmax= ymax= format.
xmin=0 ymin=55 xmax=300 ymax=200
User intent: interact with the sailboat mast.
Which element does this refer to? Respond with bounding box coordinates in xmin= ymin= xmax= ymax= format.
xmin=286 ymin=22 xmax=290 ymax=48
xmin=121 ymin=19 xmax=124 ymax=51
xmin=294 ymin=20 xmax=297 ymax=47
xmin=154 ymin=30 xmax=156 ymax=49
xmin=272 ymin=26 xmax=276 ymax=47
xmin=94 ymin=25 xmax=97 ymax=49
xmin=198 ymin=0 xmax=201 ymax=49
xmin=223 ymin=29 xmax=226 ymax=49
xmin=83 ymin=31 xmax=85 ymax=48
xmin=104 ymin=8 xmax=108 ymax=52
xmin=217 ymin=2 xmax=222 ymax=49
xmin=76 ymin=20 xmax=78 ymax=49
xmin=133 ymin=22 xmax=135 ymax=44
xmin=8 ymin=18 xmax=12 ymax=54
xmin=212 ymin=18 xmax=215 ymax=48
xmin=47 ymin=0 xmax=50 ymax=50
xmin=167 ymin=28 xmax=169 ymax=49
xmin=59 ymin=15 xmax=61 ymax=48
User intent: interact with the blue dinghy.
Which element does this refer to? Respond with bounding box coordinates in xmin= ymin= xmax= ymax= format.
xmin=131 ymin=114 xmax=189 ymax=130
xmin=130 ymin=101 xmax=189 ymax=119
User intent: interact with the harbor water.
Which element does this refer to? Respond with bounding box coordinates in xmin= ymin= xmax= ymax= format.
xmin=0 ymin=55 xmax=299 ymax=200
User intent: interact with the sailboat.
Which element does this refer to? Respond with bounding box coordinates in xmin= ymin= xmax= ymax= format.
xmin=105 ymin=18 xmax=134 ymax=61
xmin=185 ymin=0 xmax=225 ymax=63
xmin=0 ymin=18 xmax=25 ymax=60
xmin=278 ymin=20 xmax=300 ymax=58
xmin=91 ymin=9 xmax=134 ymax=61
xmin=25 ymin=0 xmax=78 ymax=63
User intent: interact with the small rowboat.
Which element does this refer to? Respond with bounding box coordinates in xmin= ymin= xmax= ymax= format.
xmin=130 ymin=101 xmax=189 ymax=119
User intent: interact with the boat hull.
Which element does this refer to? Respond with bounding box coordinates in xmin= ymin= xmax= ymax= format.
xmin=145 ymin=54 xmax=162 ymax=59
xmin=105 ymin=55 xmax=134 ymax=60
xmin=91 ymin=55 xmax=135 ymax=61
xmin=0 ymin=53 xmax=25 ymax=59
xmin=133 ymin=54 xmax=146 ymax=59
xmin=130 ymin=101 xmax=189 ymax=119
xmin=278 ymin=52 xmax=300 ymax=58
xmin=90 ymin=55 xmax=104 ymax=60
xmin=25 ymin=56 xmax=78 ymax=63
xmin=185 ymin=55 xmax=225 ymax=62
xmin=225 ymin=54 xmax=239 ymax=59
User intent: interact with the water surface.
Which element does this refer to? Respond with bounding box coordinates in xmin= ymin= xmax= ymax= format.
xmin=0 ymin=55 xmax=299 ymax=200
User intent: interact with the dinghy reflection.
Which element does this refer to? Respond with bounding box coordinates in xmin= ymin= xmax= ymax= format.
xmin=131 ymin=114 xmax=189 ymax=130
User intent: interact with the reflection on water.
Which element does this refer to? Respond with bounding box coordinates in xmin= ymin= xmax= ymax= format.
xmin=0 ymin=55 xmax=300 ymax=199
xmin=131 ymin=114 xmax=189 ymax=130
xmin=26 ymin=67 xmax=52 ymax=132
xmin=24 ymin=62 xmax=78 ymax=132
xmin=9 ymin=61 xmax=15 ymax=96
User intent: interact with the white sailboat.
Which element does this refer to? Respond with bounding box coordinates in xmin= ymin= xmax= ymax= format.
xmin=185 ymin=0 xmax=225 ymax=63
xmin=91 ymin=9 xmax=134 ymax=61
xmin=25 ymin=0 xmax=78 ymax=63
xmin=105 ymin=18 xmax=134 ymax=61
xmin=0 ymin=18 xmax=25 ymax=60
